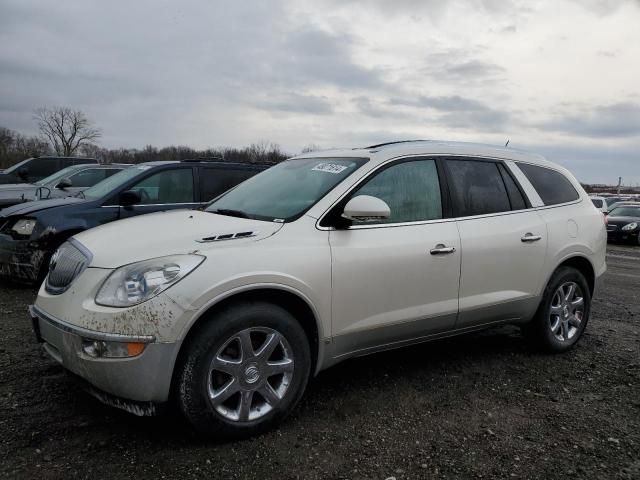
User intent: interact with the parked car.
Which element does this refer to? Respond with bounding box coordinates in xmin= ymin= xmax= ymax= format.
xmin=589 ymin=196 xmax=610 ymax=213
xmin=606 ymin=201 xmax=640 ymax=213
xmin=0 ymin=164 xmax=126 ymax=209
xmin=28 ymin=141 xmax=606 ymax=439
xmin=0 ymin=156 xmax=98 ymax=185
xmin=606 ymin=205 xmax=640 ymax=245
xmin=0 ymin=160 xmax=268 ymax=283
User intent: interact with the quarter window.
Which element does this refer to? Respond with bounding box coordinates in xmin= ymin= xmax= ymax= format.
xmin=350 ymin=159 xmax=442 ymax=224
xmin=516 ymin=163 xmax=579 ymax=205
xmin=445 ymin=160 xmax=511 ymax=217
xmin=130 ymin=169 xmax=195 ymax=204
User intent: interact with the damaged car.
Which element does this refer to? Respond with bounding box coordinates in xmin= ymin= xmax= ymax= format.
xmin=29 ymin=140 xmax=606 ymax=439
xmin=0 ymin=159 xmax=268 ymax=283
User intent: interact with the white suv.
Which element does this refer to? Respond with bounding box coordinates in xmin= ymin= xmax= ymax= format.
xmin=30 ymin=140 xmax=607 ymax=438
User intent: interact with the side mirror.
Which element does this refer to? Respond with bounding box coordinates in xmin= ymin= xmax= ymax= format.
xmin=18 ymin=167 xmax=29 ymax=181
xmin=55 ymin=178 xmax=72 ymax=190
xmin=119 ymin=190 xmax=141 ymax=207
xmin=342 ymin=195 xmax=391 ymax=222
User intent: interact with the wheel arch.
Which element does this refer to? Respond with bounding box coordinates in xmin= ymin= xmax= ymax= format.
xmin=173 ymin=285 xmax=324 ymax=386
xmin=553 ymin=255 xmax=596 ymax=296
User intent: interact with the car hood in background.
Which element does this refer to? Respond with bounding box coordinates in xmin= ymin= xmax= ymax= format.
xmin=607 ymin=216 xmax=640 ymax=226
xmin=74 ymin=209 xmax=284 ymax=268
xmin=0 ymin=196 xmax=84 ymax=217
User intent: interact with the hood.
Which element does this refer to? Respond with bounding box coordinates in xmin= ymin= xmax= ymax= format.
xmin=74 ymin=209 xmax=284 ymax=268
xmin=0 ymin=196 xmax=84 ymax=217
xmin=608 ymin=216 xmax=640 ymax=226
xmin=0 ymin=184 xmax=37 ymax=200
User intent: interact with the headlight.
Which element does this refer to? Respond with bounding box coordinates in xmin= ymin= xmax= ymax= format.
xmin=11 ymin=218 xmax=36 ymax=236
xmin=95 ymin=254 xmax=205 ymax=307
xmin=622 ymin=222 xmax=638 ymax=231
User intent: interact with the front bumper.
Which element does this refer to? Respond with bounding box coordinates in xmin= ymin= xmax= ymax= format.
xmin=0 ymin=233 xmax=43 ymax=282
xmin=29 ymin=304 xmax=181 ymax=407
xmin=607 ymin=229 xmax=639 ymax=243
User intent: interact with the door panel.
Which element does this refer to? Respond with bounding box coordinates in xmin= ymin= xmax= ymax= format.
xmin=456 ymin=210 xmax=547 ymax=327
xmin=330 ymin=222 xmax=461 ymax=356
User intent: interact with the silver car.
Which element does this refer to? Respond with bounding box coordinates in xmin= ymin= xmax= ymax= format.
xmin=0 ymin=164 xmax=125 ymax=208
xmin=30 ymin=140 xmax=606 ymax=439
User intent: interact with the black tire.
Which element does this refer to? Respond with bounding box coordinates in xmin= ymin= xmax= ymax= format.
xmin=175 ymin=301 xmax=311 ymax=440
xmin=522 ymin=266 xmax=591 ymax=353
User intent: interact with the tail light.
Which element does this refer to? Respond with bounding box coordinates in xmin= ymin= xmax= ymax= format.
xmin=603 ymin=213 xmax=608 ymax=226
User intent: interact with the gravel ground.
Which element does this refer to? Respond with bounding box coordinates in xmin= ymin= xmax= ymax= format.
xmin=1 ymin=245 xmax=639 ymax=480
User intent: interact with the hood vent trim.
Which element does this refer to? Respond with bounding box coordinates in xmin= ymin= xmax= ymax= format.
xmin=197 ymin=231 xmax=257 ymax=243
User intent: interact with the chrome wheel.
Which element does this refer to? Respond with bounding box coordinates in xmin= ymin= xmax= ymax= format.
xmin=548 ymin=282 xmax=584 ymax=342
xmin=207 ymin=327 xmax=294 ymax=422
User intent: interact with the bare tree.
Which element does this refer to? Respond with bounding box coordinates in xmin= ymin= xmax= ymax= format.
xmin=34 ymin=107 xmax=101 ymax=156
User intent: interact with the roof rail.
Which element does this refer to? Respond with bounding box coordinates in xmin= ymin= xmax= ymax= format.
xmin=180 ymin=157 xmax=224 ymax=163
xmin=364 ymin=139 xmax=429 ymax=149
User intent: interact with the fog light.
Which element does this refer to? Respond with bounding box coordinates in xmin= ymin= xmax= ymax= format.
xmin=82 ymin=339 xmax=146 ymax=358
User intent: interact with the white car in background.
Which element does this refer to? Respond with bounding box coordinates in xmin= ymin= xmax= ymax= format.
xmin=589 ymin=196 xmax=609 ymax=213
xmin=30 ymin=140 xmax=607 ymax=439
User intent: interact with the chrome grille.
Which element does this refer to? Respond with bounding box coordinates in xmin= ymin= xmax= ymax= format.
xmin=45 ymin=241 xmax=92 ymax=294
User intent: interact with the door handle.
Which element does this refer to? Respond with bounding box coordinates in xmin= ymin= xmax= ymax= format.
xmin=521 ymin=233 xmax=542 ymax=243
xmin=430 ymin=244 xmax=456 ymax=255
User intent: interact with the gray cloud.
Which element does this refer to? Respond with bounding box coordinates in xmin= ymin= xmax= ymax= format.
xmin=255 ymin=93 xmax=333 ymax=115
xmin=539 ymin=102 xmax=640 ymax=138
xmin=389 ymin=95 xmax=510 ymax=131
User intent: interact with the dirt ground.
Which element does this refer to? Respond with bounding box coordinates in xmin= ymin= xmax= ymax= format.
xmin=1 ymin=245 xmax=638 ymax=480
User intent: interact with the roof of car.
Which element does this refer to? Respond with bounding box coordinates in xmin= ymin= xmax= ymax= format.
xmin=293 ymin=139 xmax=551 ymax=166
xmin=134 ymin=160 xmax=271 ymax=168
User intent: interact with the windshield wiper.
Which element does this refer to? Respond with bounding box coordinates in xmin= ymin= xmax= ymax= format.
xmin=210 ymin=208 xmax=249 ymax=219
xmin=75 ymin=191 xmax=85 ymax=199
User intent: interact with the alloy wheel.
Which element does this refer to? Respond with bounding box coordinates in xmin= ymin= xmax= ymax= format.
xmin=207 ymin=327 xmax=294 ymax=422
xmin=548 ymin=281 xmax=584 ymax=342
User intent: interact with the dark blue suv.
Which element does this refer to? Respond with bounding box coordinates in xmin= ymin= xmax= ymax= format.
xmin=0 ymin=160 xmax=269 ymax=283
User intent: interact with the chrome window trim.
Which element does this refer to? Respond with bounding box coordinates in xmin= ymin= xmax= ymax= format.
xmin=316 ymin=153 xmax=538 ymax=231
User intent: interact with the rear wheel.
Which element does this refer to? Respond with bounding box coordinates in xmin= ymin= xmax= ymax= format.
xmin=523 ymin=266 xmax=591 ymax=352
xmin=176 ymin=302 xmax=311 ymax=439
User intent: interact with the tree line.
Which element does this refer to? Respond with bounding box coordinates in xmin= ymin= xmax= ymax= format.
xmin=0 ymin=107 xmax=293 ymax=169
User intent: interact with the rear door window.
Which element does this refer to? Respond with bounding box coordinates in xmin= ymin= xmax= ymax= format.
xmin=516 ymin=163 xmax=579 ymax=205
xmin=200 ymin=168 xmax=258 ymax=202
xmin=498 ymin=163 xmax=528 ymax=210
xmin=445 ymin=159 xmax=511 ymax=217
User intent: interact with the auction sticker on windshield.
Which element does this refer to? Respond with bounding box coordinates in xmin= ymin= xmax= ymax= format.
xmin=312 ymin=163 xmax=348 ymax=174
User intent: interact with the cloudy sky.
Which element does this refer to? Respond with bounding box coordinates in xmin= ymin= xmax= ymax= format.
xmin=1 ymin=0 xmax=639 ymax=184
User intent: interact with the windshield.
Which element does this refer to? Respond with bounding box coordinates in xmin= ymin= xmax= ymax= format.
xmin=81 ymin=165 xmax=150 ymax=200
xmin=206 ymin=157 xmax=368 ymax=221
xmin=4 ymin=158 xmax=31 ymax=174
xmin=35 ymin=165 xmax=83 ymax=186
xmin=610 ymin=206 xmax=640 ymax=217
xmin=591 ymin=198 xmax=603 ymax=208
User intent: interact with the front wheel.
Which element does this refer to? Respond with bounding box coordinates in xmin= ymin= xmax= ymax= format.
xmin=523 ymin=266 xmax=591 ymax=353
xmin=175 ymin=302 xmax=311 ymax=439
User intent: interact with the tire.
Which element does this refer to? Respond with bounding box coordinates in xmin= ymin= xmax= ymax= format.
xmin=522 ymin=266 xmax=591 ymax=353
xmin=175 ymin=301 xmax=311 ymax=440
